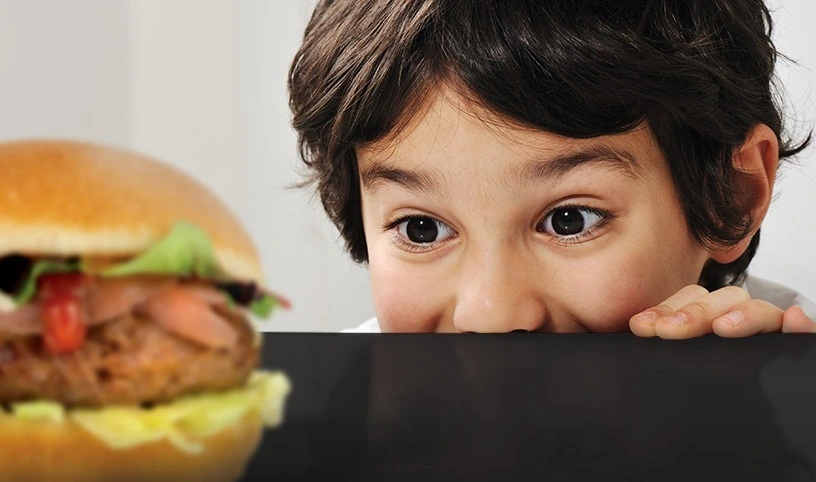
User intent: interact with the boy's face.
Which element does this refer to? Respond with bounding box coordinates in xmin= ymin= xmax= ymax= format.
xmin=356 ymin=88 xmax=712 ymax=333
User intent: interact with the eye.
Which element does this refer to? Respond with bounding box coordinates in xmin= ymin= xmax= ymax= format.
xmin=537 ymin=206 xmax=607 ymax=238
xmin=395 ymin=216 xmax=456 ymax=245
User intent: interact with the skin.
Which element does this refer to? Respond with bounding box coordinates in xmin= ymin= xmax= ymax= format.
xmin=356 ymin=87 xmax=815 ymax=336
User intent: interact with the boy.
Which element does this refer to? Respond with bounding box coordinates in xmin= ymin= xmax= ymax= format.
xmin=288 ymin=0 xmax=815 ymax=336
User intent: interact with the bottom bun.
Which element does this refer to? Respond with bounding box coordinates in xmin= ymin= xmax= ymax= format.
xmin=0 ymin=409 xmax=263 ymax=482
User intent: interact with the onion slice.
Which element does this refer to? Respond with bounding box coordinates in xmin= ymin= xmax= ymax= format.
xmin=86 ymin=276 xmax=177 ymax=325
xmin=135 ymin=286 xmax=238 ymax=350
xmin=0 ymin=303 xmax=42 ymax=336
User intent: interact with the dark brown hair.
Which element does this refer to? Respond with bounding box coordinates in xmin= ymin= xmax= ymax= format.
xmin=288 ymin=0 xmax=810 ymax=290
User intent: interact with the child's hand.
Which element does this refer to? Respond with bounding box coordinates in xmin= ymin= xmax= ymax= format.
xmin=629 ymin=285 xmax=816 ymax=338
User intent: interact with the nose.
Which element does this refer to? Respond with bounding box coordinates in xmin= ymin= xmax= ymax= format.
xmin=452 ymin=249 xmax=548 ymax=333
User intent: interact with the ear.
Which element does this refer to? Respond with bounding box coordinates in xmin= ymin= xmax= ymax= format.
xmin=709 ymin=124 xmax=779 ymax=264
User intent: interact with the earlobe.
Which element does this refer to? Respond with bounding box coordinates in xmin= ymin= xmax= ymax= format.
xmin=710 ymin=237 xmax=752 ymax=264
xmin=708 ymin=123 xmax=779 ymax=264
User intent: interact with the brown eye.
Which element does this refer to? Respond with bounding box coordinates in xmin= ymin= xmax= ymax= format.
xmin=405 ymin=218 xmax=437 ymax=243
xmin=397 ymin=216 xmax=454 ymax=244
xmin=538 ymin=207 xmax=604 ymax=237
xmin=552 ymin=209 xmax=585 ymax=235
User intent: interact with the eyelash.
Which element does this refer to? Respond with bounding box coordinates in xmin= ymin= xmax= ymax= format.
xmin=541 ymin=203 xmax=613 ymax=246
xmin=382 ymin=215 xmax=452 ymax=253
xmin=382 ymin=203 xmax=614 ymax=252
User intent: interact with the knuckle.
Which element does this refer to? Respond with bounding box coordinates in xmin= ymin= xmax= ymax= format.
xmin=718 ymin=285 xmax=750 ymax=300
xmin=680 ymin=284 xmax=709 ymax=298
xmin=653 ymin=304 xmax=676 ymax=316
xmin=739 ymin=298 xmax=767 ymax=312
xmin=678 ymin=301 xmax=713 ymax=322
xmin=737 ymin=299 xmax=776 ymax=321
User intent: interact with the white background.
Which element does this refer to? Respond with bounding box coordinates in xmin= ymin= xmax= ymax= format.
xmin=0 ymin=0 xmax=813 ymax=332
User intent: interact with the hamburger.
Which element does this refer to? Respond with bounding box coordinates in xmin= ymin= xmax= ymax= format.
xmin=0 ymin=139 xmax=291 ymax=482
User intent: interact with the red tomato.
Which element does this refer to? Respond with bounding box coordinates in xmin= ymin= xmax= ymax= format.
xmin=41 ymin=293 xmax=87 ymax=354
xmin=38 ymin=273 xmax=90 ymax=299
xmin=277 ymin=295 xmax=292 ymax=310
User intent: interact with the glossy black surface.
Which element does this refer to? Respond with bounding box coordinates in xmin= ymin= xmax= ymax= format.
xmin=242 ymin=334 xmax=816 ymax=481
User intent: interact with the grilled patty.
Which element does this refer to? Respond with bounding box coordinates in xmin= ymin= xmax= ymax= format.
xmin=0 ymin=307 xmax=259 ymax=407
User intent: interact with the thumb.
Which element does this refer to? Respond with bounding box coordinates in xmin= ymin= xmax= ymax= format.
xmin=781 ymin=305 xmax=816 ymax=333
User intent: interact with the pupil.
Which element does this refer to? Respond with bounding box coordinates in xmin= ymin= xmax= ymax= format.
xmin=406 ymin=218 xmax=438 ymax=243
xmin=552 ymin=209 xmax=584 ymax=235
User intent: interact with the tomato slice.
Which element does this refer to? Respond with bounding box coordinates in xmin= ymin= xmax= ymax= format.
xmin=277 ymin=295 xmax=292 ymax=310
xmin=38 ymin=273 xmax=90 ymax=299
xmin=41 ymin=293 xmax=87 ymax=354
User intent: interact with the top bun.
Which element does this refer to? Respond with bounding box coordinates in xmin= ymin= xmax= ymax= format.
xmin=0 ymin=139 xmax=263 ymax=283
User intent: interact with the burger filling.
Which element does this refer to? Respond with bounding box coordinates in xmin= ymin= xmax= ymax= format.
xmin=0 ymin=223 xmax=290 ymax=450
xmin=0 ymin=272 xmax=259 ymax=354
xmin=0 ymin=295 xmax=259 ymax=406
xmin=0 ymin=223 xmax=286 ymax=356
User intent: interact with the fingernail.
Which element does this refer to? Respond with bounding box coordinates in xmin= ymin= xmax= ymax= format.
xmin=665 ymin=313 xmax=687 ymax=326
xmin=721 ymin=310 xmax=744 ymax=327
xmin=633 ymin=310 xmax=658 ymax=324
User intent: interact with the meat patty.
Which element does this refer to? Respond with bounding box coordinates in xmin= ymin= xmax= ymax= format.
xmin=0 ymin=307 xmax=259 ymax=407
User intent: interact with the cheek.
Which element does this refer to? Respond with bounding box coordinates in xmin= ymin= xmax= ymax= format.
xmin=561 ymin=239 xmax=708 ymax=332
xmin=360 ymin=205 xmax=429 ymax=332
xmin=560 ymin=273 xmax=662 ymax=332
xmin=368 ymin=258 xmax=443 ymax=333
xmin=576 ymin=278 xmax=669 ymax=332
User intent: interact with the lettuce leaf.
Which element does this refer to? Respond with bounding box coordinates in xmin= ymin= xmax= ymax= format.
xmin=11 ymin=400 xmax=65 ymax=422
xmin=30 ymin=370 xmax=292 ymax=454
xmin=249 ymin=294 xmax=277 ymax=318
xmin=95 ymin=222 xmax=222 ymax=279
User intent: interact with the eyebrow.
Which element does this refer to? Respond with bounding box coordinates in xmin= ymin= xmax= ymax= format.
xmin=360 ymin=162 xmax=445 ymax=195
xmin=516 ymin=145 xmax=642 ymax=184
xmin=359 ymin=145 xmax=642 ymax=194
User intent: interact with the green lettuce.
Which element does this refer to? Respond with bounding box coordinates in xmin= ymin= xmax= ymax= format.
xmin=96 ymin=222 xmax=222 ymax=279
xmin=249 ymin=294 xmax=278 ymax=318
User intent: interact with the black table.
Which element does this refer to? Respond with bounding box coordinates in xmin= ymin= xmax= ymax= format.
xmin=242 ymin=333 xmax=816 ymax=481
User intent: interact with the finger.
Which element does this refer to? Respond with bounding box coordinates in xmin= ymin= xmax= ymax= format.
xmin=711 ymin=299 xmax=783 ymax=337
xmin=654 ymin=285 xmax=751 ymax=339
xmin=630 ymin=285 xmax=709 ymax=337
xmin=781 ymin=305 xmax=816 ymax=333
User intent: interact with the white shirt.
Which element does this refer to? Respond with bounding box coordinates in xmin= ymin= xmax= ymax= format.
xmin=342 ymin=275 xmax=816 ymax=333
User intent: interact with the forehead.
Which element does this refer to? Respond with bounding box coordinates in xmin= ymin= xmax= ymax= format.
xmin=356 ymin=86 xmax=661 ymax=185
xmin=360 ymin=87 xmax=556 ymax=158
